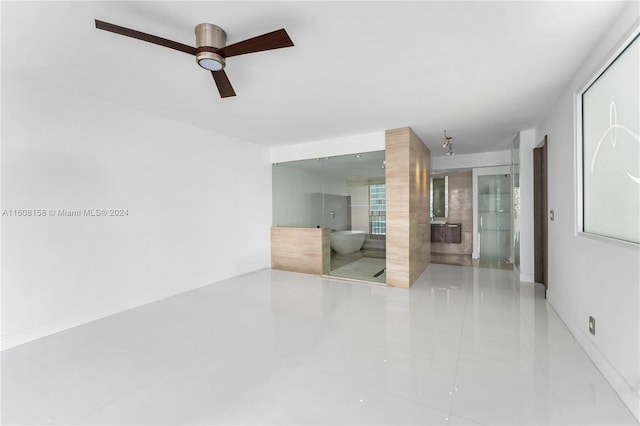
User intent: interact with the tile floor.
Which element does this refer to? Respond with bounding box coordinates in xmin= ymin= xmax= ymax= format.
xmin=2 ymin=265 xmax=638 ymax=425
xmin=330 ymin=252 xmax=365 ymax=270
xmin=327 ymin=257 xmax=386 ymax=284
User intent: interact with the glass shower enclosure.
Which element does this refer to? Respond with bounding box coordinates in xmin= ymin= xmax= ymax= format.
xmin=478 ymin=174 xmax=512 ymax=264
xmin=272 ymin=151 xmax=387 ymax=284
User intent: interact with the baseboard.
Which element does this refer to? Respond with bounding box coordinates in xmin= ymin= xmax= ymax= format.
xmin=513 ymin=264 xmax=521 ymax=278
xmin=545 ymin=289 xmax=559 ymax=313
xmin=573 ymin=325 xmax=640 ymax=421
xmin=575 ymin=327 xmax=640 ymax=421
xmin=547 ymin=290 xmax=640 ymax=422
xmin=1 ymin=304 xmax=143 ymax=351
xmin=519 ymin=271 xmax=535 ymax=283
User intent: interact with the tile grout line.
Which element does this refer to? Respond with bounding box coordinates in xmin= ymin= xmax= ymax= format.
xmin=444 ymin=274 xmax=472 ymax=425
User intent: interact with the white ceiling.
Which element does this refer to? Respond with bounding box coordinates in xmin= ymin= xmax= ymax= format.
xmin=1 ymin=1 xmax=629 ymax=155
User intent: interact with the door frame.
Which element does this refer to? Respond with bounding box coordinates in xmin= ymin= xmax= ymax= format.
xmin=534 ymin=136 xmax=548 ymax=292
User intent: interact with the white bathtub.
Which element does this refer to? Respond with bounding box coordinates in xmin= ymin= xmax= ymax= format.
xmin=330 ymin=230 xmax=366 ymax=255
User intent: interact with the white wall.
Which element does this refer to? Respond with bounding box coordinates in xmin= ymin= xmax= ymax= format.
xmin=517 ymin=129 xmax=537 ymax=283
xmin=270 ymin=131 xmax=385 ymax=163
xmin=512 ymin=134 xmax=521 ymax=271
xmin=536 ymin=2 xmax=640 ymax=419
xmin=431 ymin=149 xmax=511 ymax=172
xmin=1 ymin=80 xmax=272 ymax=350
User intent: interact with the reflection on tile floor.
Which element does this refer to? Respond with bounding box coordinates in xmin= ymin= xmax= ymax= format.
xmin=431 ymin=253 xmax=473 ymax=266
xmin=2 ymin=265 xmax=638 ymax=425
xmin=431 ymin=252 xmax=514 ymax=271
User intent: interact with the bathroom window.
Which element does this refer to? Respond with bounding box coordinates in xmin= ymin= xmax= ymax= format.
xmin=369 ymin=184 xmax=386 ymax=235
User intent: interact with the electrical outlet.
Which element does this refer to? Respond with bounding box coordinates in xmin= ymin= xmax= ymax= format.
xmin=589 ymin=316 xmax=596 ymax=335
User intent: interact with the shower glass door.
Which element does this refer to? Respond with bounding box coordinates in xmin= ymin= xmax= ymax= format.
xmin=478 ymin=174 xmax=511 ymax=264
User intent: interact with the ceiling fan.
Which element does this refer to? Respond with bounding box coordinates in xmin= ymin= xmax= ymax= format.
xmin=95 ymin=19 xmax=294 ymax=98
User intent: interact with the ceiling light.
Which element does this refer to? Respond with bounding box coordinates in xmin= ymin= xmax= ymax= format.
xmin=355 ymin=154 xmax=363 ymax=158
xmin=443 ymin=130 xmax=455 ymax=156
xmin=197 ymin=54 xmax=225 ymax=71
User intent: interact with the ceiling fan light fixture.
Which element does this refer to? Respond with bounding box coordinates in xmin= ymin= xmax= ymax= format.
xmin=197 ymin=52 xmax=225 ymax=71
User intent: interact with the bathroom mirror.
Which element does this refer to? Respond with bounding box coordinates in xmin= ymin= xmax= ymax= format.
xmin=430 ymin=176 xmax=448 ymax=218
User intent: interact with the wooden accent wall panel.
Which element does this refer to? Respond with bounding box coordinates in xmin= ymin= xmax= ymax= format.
xmin=385 ymin=128 xmax=431 ymax=288
xmin=386 ymin=129 xmax=411 ymax=287
xmin=409 ymin=128 xmax=432 ymax=284
xmin=431 ymin=171 xmax=473 ymax=255
xmin=271 ymin=227 xmax=330 ymax=275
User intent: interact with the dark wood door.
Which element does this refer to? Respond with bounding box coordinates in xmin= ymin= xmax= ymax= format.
xmin=534 ymin=136 xmax=548 ymax=292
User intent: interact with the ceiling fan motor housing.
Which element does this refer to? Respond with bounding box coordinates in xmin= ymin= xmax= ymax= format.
xmin=195 ymin=23 xmax=226 ymax=70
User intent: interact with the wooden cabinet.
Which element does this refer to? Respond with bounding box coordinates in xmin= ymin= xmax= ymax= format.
xmin=431 ymin=223 xmax=461 ymax=244
xmin=445 ymin=223 xmax=462 ymax=243
xmin=431 ymin=224 xmax=445 ymax=243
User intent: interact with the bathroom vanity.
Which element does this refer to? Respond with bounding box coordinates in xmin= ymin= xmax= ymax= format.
xmin=431 ymin=222 xmax=462 ymax=244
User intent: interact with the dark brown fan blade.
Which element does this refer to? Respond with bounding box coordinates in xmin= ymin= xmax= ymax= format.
xmin=217 ymin=29 xmax=293 ymax=58
xmin=211 ymin=70 xmax=236 ymax=98
xmin=95 ymin=20 xmax=197 ymax=55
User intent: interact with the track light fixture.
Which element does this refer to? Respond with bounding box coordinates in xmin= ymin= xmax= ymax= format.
xmin=443 ymin=130 xmax=452 ymax=148
xmin=443 ymin=130 xmax=455 ymax=156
